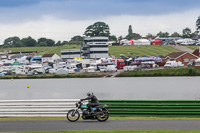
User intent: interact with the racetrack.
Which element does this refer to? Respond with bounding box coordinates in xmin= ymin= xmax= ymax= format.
xmin=1 ymin=119 xmax=200 ymax=132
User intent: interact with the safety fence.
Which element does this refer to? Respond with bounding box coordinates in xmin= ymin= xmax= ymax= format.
xmin=100 ymin=100 xmax=200 ymax=117
xmin=1 ymin=99 xmax=200 ymax=117
xmin=0 ymin=99 xmax=82 ymax=117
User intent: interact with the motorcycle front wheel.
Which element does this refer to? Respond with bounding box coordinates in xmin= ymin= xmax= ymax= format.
xmin=67 ymin=110 xmax=80 ymax=122
xmin=96 ymin=108 xmax=109 ymax=122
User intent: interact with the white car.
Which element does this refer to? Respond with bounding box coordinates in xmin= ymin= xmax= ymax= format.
xmin=99 ymin=66 xmax=107 ymax=72
xmin=123 ymin=65 xmax=137 ymax=71
xmin=106 ymin=65 xmax=117 ymax=72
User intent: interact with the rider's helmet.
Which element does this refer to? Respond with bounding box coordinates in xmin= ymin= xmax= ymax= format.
xmin=87 ymin=91 xmax=93 ymax=96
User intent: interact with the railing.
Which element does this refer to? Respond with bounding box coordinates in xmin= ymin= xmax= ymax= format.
xmin=1 ymin=100 xmax=200 ymax=117
xmin=100 ymin=100 xmax=200 ymax=117
xmin=0 ymin=99 xmax=82 ymax=117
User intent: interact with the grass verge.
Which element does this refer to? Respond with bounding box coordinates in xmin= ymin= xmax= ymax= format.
xmin=0 ymin=73 xmax=107 ymax=79
xmin=16 ymin=130 xmax=200 ymax=133
xmin=116 ymin=67 xmax=200 ymax=77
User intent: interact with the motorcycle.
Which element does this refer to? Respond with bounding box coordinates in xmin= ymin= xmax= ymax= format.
xmin=67 ymin=100 xmax=109 ymax=122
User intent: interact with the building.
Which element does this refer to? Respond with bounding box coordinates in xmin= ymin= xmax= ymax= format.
xmin=42 ymin=54 xmax=61 ymax=63
xmin=164 ymin=52 xmax=199 ymax=66
xmin=82 ymin=36 xmax=109 ymax=59
xmin=61 ymin=49 xmax=81 ymax=61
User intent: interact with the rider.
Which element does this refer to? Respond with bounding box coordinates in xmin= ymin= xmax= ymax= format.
xmin=81 ymin=92 xmax=99 ymax=114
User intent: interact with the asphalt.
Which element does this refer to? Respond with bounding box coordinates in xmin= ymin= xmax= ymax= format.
xmin=1 ymin=119 xmax=200 ymax=132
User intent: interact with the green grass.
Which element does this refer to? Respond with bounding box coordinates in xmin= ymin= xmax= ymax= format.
xmin=186 ymin=46 xmax=200 ymax=51
xmin=16 ymin=131 xmax=200 ymax=133
xmin=116 ymin=67 xmax=200 ymax=77
xmin=0 ymin=45 xmax=179 ymax=57
xmin=0 ymin=73 xmax=107 ymax=79
xmin=109 ymin=45 xmax=180 ymax=57
xmin=0 ymin=45 xmax=80 ymax=56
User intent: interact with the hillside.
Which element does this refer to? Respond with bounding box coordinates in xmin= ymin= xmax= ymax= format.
xmin=186 ymin=46 xmax=200 ymax=51
xmin=109 ymin=45 xmax=180 ymax=57
xmin=0 ymin=45 xmax=180 ymax=57
xmin=0 ymin=45 xmax=80 ymax=56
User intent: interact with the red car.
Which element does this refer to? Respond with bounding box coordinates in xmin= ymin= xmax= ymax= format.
xmin=152 ymin=40 xmax=162 ymax=45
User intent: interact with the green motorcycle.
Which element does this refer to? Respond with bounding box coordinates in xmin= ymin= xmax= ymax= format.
xmin=67 ymin=100 xmax=109 ymax=122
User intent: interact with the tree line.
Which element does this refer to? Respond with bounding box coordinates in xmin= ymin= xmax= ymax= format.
xmin=2 ymin=37 xmax=69 ymax=48
xmin=1 ymin=16 xmax=200 ymax=48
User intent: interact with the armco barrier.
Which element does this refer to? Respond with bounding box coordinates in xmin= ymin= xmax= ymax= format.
xmin=99 ymin=100 xmax=200 ymax=117
xmin=1 ymin=100 xmax=200 ymax=117
xmin=0 ymin=99 xmax=83 ymax=117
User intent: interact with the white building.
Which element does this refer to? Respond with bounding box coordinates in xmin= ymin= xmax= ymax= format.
xmin=82 ymin=36 xmax=109 ymax=59
xmin=61 ymin=49 xmax=81 ymax=61
xmin=42 ymin=54 xmax=61 ymax=63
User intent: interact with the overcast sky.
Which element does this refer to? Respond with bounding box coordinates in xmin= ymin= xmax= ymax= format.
xmin=0 ymin=0 xmax=200 ymax=44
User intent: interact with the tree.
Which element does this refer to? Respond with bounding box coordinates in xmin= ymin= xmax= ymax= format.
xmin=171 ymin=32 xmax=181 ymax=37
xmin=196 ymin=16 xmax=200 ymax=35
xmin=146 ymin=33 xmax=153 ymax=37
xmin=157 ymin=31 xmax=169 ymax=37
xmin=38 ymin=38 xmax=47 ymax=44
xmin=15 ymin=41 xmax=23 ymax=47
xmin=109 ymin=35 xmax=117 ymax=41
xmin=84 ymin=22 xmax=110 ymax=37
xmin=182 ymin=28 xmax=192 ymax=38
xmin=69 ymin=35 xmax=84 ymax=45
xmin=125 ymin=33 xmax=141 ymax=40
xmin=37 ymin=42 xmax=47 ymax=47
xmin=37 ymin=38 xmax=55 ymax=46
xmin=61 ymin=41 xmax=69 ymax=45
xmin=128 ymin=25 xmax=133 ymax=35
xmin=71 ymin=35 xmax=84 ymax=41
xmin=46 ymin=39 xmax=55 ymax=46
xmin=21 ymin=36 xmax=37 ymax=47
xmin=4 ymin=36 xmax=20 ymax=46
xmin=118 ymin=36 xmax=123 ymax=41
xmin=56 ymin=41 xmax=62 ymax=46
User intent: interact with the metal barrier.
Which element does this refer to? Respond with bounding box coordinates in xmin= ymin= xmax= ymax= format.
xmin=0 ymin=99 xmax=82 ymax=117
xmin=100 ymin=100 xmax=200 ymax=117
xmin=1 ymin=99 xmax=200 ymax=117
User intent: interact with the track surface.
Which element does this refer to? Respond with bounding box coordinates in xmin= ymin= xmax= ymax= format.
xmin=1 ymin=119 xmax=200 ymax=132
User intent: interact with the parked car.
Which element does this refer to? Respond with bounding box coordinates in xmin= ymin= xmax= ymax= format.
xmin=0 ymin=73 xmax=5 ymax=76
xmin=164 ymin=61 xmax=184 ymax=68
xmin=187 ymin=59 xmax=195 ymax=67
xmin=49 ymin=69 xmax=56 ymax=74
xmin=1 ymin=70 xmax=13 ymax=75
xmin=164 ymin=61 xmax=177 ymax=68
xmin=123 ymin=65 xmax=137 ymax=71
xmin=99 ymin=66 xmax=107 ymax=72
xmin=106 ymin=65 xmax=117 ymax=72
xmin=56 ymin=68 xmax=69 ymax=75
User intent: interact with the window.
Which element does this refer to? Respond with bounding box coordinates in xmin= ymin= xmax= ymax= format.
xmin=89 ymin=45 xmax=108 ymax=48
xmin=90 ymin=51 xmax=108 ymax=54
xmin=61 ymin=52 xmax=81 ymax=55
xmin=184 ymin=59 xmax=189 ymax=62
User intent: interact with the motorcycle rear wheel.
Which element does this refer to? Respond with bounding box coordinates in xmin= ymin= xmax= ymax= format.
xmin=67 ymin=110 xmax=80 ymax=122
xmin=96 ymin=108 xmax=109 ymax=122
